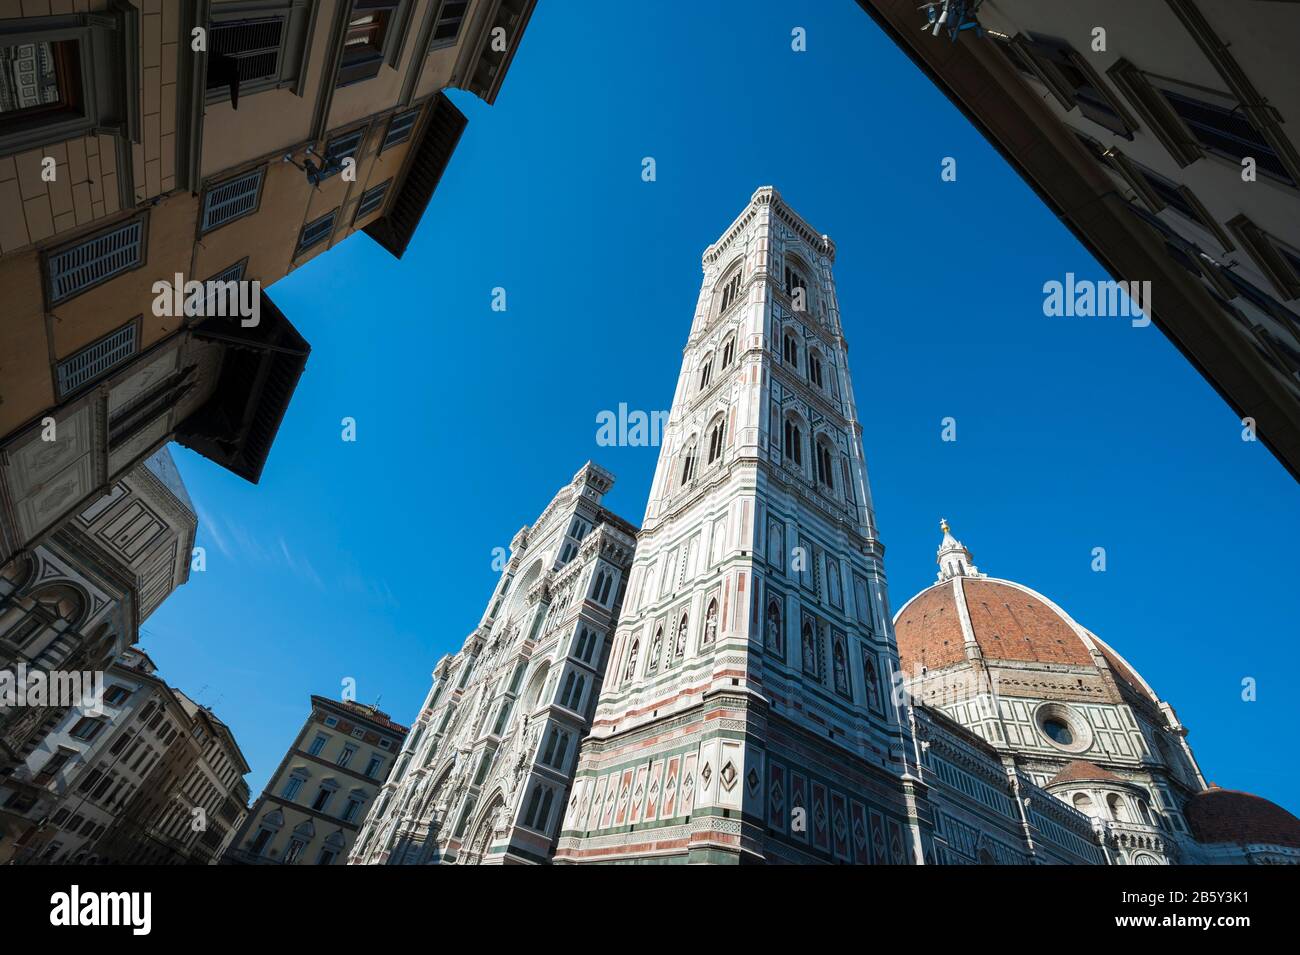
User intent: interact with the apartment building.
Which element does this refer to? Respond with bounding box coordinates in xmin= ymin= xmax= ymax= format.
xmin=225 ymin=695 xmax=406 ymax=864
xmin=0 ymin=645 xmax=249 ymax=864
xmin=0 ymin=0 xmax=537 ymax=568
xmin=856 ymin=1 xmax=1300 ymax=479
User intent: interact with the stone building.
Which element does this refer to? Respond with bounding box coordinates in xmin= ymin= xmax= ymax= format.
xmin=225 ymin=695 xmax=406 ymax=864
xmin=0 ymin=446 xmax=195 ymax=808
xmin=0 ymin=0 xmax=537 ymax=567
xmin=349 ymin=464 xmax=637 ymax=864
xmin=0 ymin=646 xmax=250 ymax=864
xmin=351 ymin=187 xmax=1298 ymax=864
xmin=855 ymin=0 xmax=1300 ymax=479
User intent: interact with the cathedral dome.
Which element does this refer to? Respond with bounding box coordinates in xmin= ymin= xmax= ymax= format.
xmin=1184 ymin=787 xmax=1300 ymax=849
xmin=893 ymin=522 xmax=1158 ymax=703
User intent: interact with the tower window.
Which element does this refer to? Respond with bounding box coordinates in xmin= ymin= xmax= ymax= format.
xmin=680 ymin=441 xmax=697 ymax=485
xmin=721 ymin=335 xmax=736 ymax=367
xmin=784 ymin=264 xmax=808 ymax=310
xmin=782 ymin=332 xmax=799 ymax=369
xmin=783 ymin=419 xmax=803 ymax=467
xmin=698 ymin=356 xmax=713 ymax=390
xmin=809 ymin=351 xmax=824 ymax=388
xmin=816 ymin=441 xmax=834 ymax=489
xmin=706 ymin=419 xmax=726 ymax=465
xmin=719 ymin=270 xmax=742 ymax=312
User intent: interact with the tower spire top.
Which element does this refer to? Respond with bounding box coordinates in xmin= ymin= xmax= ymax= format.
xmin=936 ymin=518 xmax=982 ymax=582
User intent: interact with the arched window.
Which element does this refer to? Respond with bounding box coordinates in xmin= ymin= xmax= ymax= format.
xmin=782 ymin=332 xmax=799 ymax=369
xmin=706 ymin=418 xmax=726 ymax=465
xmin=598 ymin=571 xmax=613 ymax=604
xmin=784 ymin=261 xmax=809 ymax=312
xmin=698 ymin=355 xmax=713 ymax=390
xmin=783 ymin=418 xmax=803 ymax=467
xmin=816 ymin=440 xmax=834 ymax=489
xmin=703 ymin=599 xmax=718 ymax=645
xmin=765 ymin=599 xmax=783 ymax=654
xmin=808 ymin=350 xmax=824 ymax=388
xmin=623 ymin=640 xmax=639 ymax=682
xmin=590 ymin=571 xmax=607 ymax=602
xmin=1073 ymin=793 xmax=1095 ymax=816
xmin=574 ymin=628 xmax=590 ymax=661
xmin=1107 ymin=793 xmax=1128 ymax=822
xmin=720 ymin=335 xmax=736 ymax=368
xmin=680 ymin=441 xmax=697 ymax=485
xmin=719 ymin=268 xmax=742 ymax=312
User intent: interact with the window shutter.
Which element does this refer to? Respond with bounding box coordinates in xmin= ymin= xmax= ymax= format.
xmin=355 ymin=179 xmax=391 ymax=220
xmin=201 ymin=169 xmax=263 ymax=232
xmin=206 ymin=17 xmax=285 ymax=88
xmin=381 ymin=108 xmax=419 ymax=151
xmin=298 ymin=209 xmax=338 ymax=254
xmin=47 ymin=219 xmax=144 ymax=305
xmin=57 ymin=321 xmax=138 ymax=398
xmin=322 ymin=128 xmax=365 ymax=178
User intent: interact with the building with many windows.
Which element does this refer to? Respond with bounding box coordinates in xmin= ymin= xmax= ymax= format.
xmin=0 ymin=646 xmax=250 ymax=864
xmin=0 ymin=0 xmax=536 ymax=568
xmin=855 ymin=0 xmax=1300 ymax=479
xmin=224 ymin=695 xmax=407 ymax=864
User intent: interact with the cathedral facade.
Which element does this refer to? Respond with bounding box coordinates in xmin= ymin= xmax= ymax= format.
xmin=351 ymin=188 xmax=1299 ymax=865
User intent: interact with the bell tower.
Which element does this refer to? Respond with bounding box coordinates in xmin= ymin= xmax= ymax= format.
xmin=554 ymin=187 xmax=931 ymax=864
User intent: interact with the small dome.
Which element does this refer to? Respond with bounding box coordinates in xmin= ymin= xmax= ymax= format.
xmin=1184 ymin=787 xmax=1300 ymax=849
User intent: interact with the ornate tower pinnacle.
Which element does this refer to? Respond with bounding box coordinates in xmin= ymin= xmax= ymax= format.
xmin=936 ymin=519 xmax=982 ymax=582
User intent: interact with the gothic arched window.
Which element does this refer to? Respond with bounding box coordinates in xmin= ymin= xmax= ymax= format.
xmin=765 ymin=599 xmax=783 ymax=654
xmin=706 ymin=418 xmax=726 ymax=465
xmin=783 ymin=418 xmax=803 ymax=468
xmin=598 ymin=571 xmax=613 ymax=604
xmin=680 ymin=441 xmax=697 ymax=485
xmin=699 ymin=355 xmax=713 ymax=390
xmin=721 ymin=335 xmax=736 ymax=368
xmin=719 ymin=268 xmax=742 ymax=313
xmin=809 ymin=349 xmax=824 ymax=388
xmin=816 ymin=439 xmax=835 ymax=490
xmin=782 ymin=332 xmax=799 ymax=369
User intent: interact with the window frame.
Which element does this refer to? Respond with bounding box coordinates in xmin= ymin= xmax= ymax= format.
xmin=0 ymin=13 xmax=134 ymax=159
xmin=428 ymin=0 xmax=469 ymax=52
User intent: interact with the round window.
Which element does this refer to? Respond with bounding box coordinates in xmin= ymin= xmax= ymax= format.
xmin=1035 ymin=703 xmax=1093 ymax=753
xmin=1042 ymin=718 xmax=1074 ymax=745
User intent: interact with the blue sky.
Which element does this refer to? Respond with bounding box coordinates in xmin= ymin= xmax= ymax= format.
xmin=143 ymin=1 xmax=1299 ymax=810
